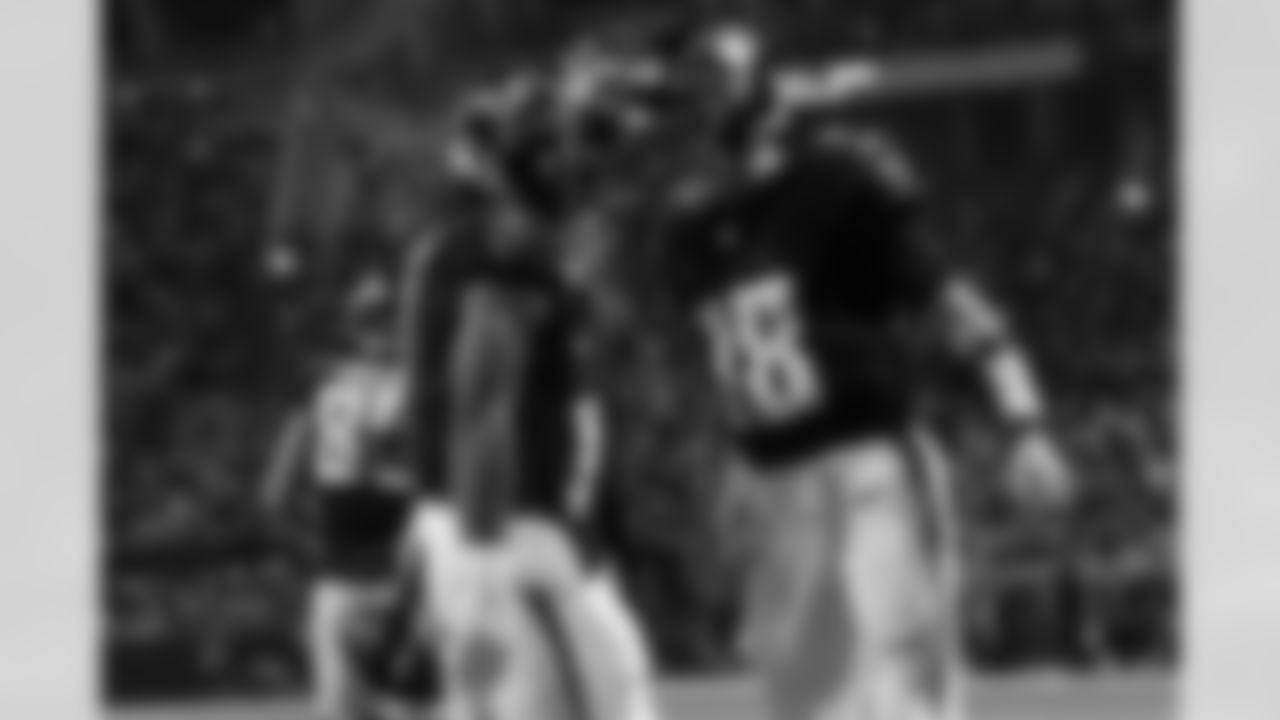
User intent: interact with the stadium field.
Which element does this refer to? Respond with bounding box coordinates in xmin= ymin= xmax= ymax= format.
xmin=112 ymin=672 xmax=1174 ymax=720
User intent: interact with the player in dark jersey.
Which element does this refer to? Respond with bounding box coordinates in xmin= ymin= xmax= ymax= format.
xmin=392 ymin=77 xmax=664 ymax=720
xmin=260 ymin=271 xmax=413 ymax=720
xmin=640 ymin=25 xmax=1074 ymax=720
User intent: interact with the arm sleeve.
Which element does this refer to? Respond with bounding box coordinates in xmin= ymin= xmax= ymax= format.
xmin=261 ymin=408 xmax=311 ymax=506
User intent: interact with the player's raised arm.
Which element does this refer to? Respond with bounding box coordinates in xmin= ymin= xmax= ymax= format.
xmin=260 ymin=407 xmax=311 ymax=513
xmin=447 ymin=283 xmax=528 ymax=543
xmin=818 ymin=128 xmax=1072 ymax=508
xmin=935 ymin=274 xmax=1072 ymax=506
xmin=937 ymin=278 xmax=1041 ymax=420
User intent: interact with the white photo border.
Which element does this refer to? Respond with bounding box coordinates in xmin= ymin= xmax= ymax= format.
xmin=0 ymin=0 xmax=97 ymax=718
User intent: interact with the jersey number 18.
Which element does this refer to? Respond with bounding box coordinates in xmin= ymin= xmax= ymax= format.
xmin=701 ymin=273 xmax=823 ymax=427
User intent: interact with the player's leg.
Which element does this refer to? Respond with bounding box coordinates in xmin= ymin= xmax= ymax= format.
xmin=487 ymin=581 xmax=559 ymax=720
xmin=820 ymin=437 xmax=959 ymax=720
xmin=569 ymin=471 xmax=666 ymax=720
xmin=406 ymin=501 xmax=451 ymax=720
xmin=578 ymin=567 xmax=665 ymax=720
xmin=908 ymin=429 xmax=966 ymax=720
xmin=432 ymin=514 xmax=583 ymax=720
xmin=740 ymin=458 xmax=841 ymax=720
xmin=409 ymin=501 xmax=490 ymax=720
xmin=505 ymin=515 xmax=622 ymax=720
xmin=308 ymin=579 xmax=364 ymax=720
xmin=350 ymin=575 xmax=437 ymax=720
xmin=434 ymin=510 xmax=573 ymax=720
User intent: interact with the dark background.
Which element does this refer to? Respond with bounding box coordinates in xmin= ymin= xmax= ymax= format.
xmin=103 ymin=0 xmax=1175 ymax=702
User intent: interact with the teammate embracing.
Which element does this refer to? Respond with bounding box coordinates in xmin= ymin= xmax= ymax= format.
xmin=393 ymin=78 xmax=664 ymax=720
xmin=644 ymin=25 xmax=1074 ymax=720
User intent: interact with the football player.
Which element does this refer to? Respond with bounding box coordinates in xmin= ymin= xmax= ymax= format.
xmin=644 ymin=24 xmax=1073 ymax=720
xmin=261 ymin=271 xmax=414 ymax=720
xmin=393 ymin=78 xmax=663 ymax=720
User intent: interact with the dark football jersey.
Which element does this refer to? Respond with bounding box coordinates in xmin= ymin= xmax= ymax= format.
xmin=406 ymin=227 xmax=586 ymax=519
xmin=664 ymin=130 xmax=946 ymax=466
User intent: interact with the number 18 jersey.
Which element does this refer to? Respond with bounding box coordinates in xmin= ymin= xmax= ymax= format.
xmin=665 ymin=133 xmax=946 ymax=467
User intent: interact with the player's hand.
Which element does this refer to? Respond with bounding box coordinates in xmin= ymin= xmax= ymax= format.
xmin=1004 ymin=429 xmax=1073 ymax=510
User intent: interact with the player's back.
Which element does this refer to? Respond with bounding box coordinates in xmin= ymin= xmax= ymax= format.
xmin=665 ymin=126 xmax=945 ymax=465
xmin=407 ymin=216 xmax=585 ymax=519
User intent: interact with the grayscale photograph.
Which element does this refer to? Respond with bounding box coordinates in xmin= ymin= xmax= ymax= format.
xmin=104 ymin=1 xmax=1175 ymax=719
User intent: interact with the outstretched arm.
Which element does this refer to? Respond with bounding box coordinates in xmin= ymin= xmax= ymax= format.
xmin=934 ymin=275 xmax=1071 ymax=506
xmin=937 ymin=276 xmax=1047 ymax=429
xmin=260 ymin=409 xmax=310 ymax=512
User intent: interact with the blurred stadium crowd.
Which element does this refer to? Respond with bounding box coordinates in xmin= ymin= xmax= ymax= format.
xmin=104 ymin=0 xmax=1174 ymax=701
